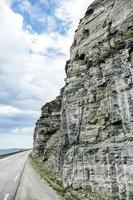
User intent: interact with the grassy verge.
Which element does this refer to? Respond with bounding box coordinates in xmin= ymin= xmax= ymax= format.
xmin=29 ymin=154 xmax=119 ymax=200
xmin=29 ymin=154 xmax=81 ymax=200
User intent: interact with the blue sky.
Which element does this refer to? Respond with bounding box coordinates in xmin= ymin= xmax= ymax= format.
xmin=0 ymin=0 xmax=93 ymax=149
xmin=12 ymin=0 xmax=70 ymax=34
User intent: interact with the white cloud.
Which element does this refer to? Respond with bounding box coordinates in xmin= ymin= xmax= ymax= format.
xmin=40 ymin=0 xmax=49 ymax=4
xmin=0 ymin=132 xmax=33 ymax=148
xmin=0 ymin=105 xmax=20 ymax=116
xmin=46 ymin=16 xmax=57 ymax=32
xmin=5 ymin=0 xmax=13 ymax=6
xmin=10 ymin=127 xmax=34 ymax=135
xmin=55 ymin=0 xmax=94 ymax=35
xmin=0 ymin=0 xmax=94 ymax=148
xmin=0 ymin=104 xmax=39 ymax=117
xmin=18 ymin=0 xmax=31 ymax=12
xmin=0 ymin=2 xmax=66 ymax=107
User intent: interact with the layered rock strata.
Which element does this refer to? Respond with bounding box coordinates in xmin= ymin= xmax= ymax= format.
xmin=33 ymin=95 xmax=62 ymax=172
xmin=33 ymin=0 xmax=133 ymax=199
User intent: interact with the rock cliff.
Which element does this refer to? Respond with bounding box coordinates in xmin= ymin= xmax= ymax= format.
xmin=33 ymin=0 xmax=133 ymax=199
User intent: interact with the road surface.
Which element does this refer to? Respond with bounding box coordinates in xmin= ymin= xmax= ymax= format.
xmin=15 ymin=160 xmax=61 ymax=200
xmin=0 ymin=151 xmax=29 ymax=200
xmin=0 ymin=152 xmax=61 ymax=200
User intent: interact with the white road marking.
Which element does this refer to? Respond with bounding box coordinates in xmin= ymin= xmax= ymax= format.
xmin=14 ymin=173 xmax=19 ymax=181
xmin=4 ymin=194 xmax=9 ymax=200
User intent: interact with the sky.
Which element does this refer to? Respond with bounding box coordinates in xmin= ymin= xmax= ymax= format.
xmin=0 ymin=0 xmax=94 ymax=149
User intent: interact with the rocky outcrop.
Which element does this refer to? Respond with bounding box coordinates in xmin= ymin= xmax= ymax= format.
xmin=33 ymin=95 xmax=62 ymax=173
xmin=33 ymin=0 xmax=133 ymax=199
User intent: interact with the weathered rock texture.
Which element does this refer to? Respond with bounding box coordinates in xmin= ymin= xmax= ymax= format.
xmin=33 ymin=0 xmax=133 ymax=199
xmin=33 ymin=95 xmax=62 ymax=173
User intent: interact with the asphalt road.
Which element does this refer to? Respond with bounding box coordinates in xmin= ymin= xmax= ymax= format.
xmin=15 ymin=160 xmax=61 ymax=200
xmin=0 ymin=151 xmax=61 ymax=200
xmin=0 ymin=151 xmax=29 ymax=200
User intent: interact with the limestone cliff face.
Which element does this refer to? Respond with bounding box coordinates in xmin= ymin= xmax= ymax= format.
xmin=33 ymin=0 xmax=133 ymax=199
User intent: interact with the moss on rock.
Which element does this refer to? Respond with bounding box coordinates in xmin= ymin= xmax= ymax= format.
xmin=123 ymin=30 xmax=133 ymax=40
